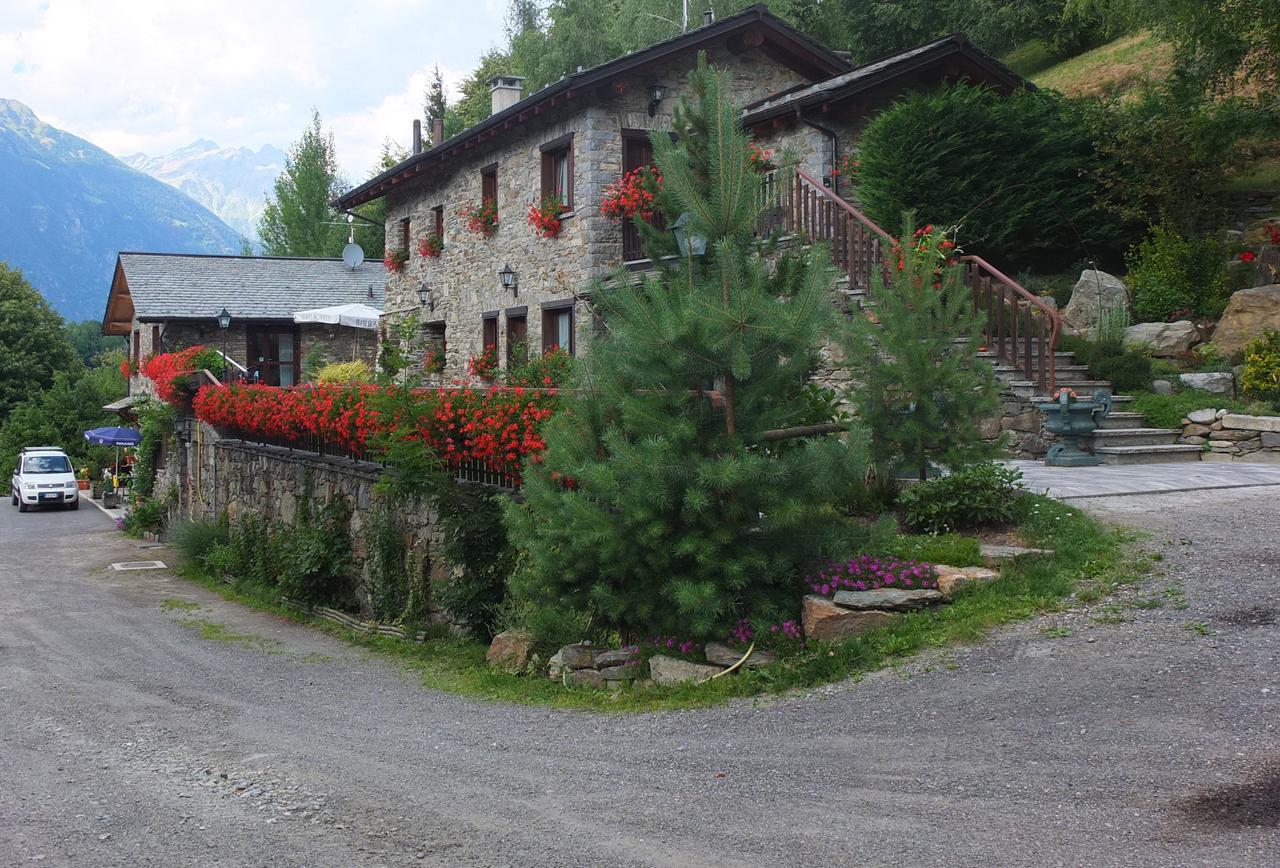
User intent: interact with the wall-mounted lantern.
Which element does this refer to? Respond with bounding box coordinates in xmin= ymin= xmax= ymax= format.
xmin=498 ymin=263 xmax=518 ymax=296
xmin=417 ymin=283 xmax=434 ymax=311
xmin=647 ymin=83 xmax=667 ymax=117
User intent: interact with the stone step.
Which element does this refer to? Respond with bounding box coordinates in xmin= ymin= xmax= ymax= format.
xmin=1094 ymin=444 xmax=1203 ymax=465
xmin=977 ymin=351 xmax=1078 ymax=364
xmin=1094 ymin=411 xmax=1148 ymax=430
xmin=1031 ymin=394 xmax=1134 ymax=407
xmin=1083 ymin=428 xmax=1185 ymax=448
xmin=994 ymin=365 xmax=1090 ymax=378
xmin=979 ymin=544 xmax=1054 ymax=567
xmin=1007 ymin=379 xmax=1113 ymax=398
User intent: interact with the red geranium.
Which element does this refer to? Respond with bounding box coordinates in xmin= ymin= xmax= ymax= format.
xmin=384 ymin=248 xmax=409 ymax=272
xmin=141 ymin=346 xmax=209 ymax=404
xmin=1239 ymin=250 xmax=1257 ymax=263
xmin=417 ymin=233 xmax=443 ymax=258
xmin=600 ymin=164 xmax=662 ymax=222
xmin=528 ymin=196 xmax=565 ymax=239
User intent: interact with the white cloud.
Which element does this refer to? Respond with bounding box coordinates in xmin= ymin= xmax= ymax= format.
xmin=0 ymin=0 xmax=497 ymax=176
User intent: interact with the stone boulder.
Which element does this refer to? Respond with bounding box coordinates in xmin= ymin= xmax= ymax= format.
xmin=1211 ymin=285 xmax=1280 ymax=357
xmin=703 ymin=641 xmax=775 ymax=669
xmin=1122 ymin=321 xmax=1199 ymax=356
xmin=1222 ymin=414 xmax=1280 ymax=433
xmin=558 ymin=643 xmax=602 ymax=670
xmin=1185 ymin=408 xmax=1218 ymax=424
xmin=1062 ymin=270 xmax=1130 ymax=337
xmin=485 ymin=630 xmax=534 ymax=672
xmin=648 ymin=654 xmax=722 ymax=686
xmin=1178 ymin=372 xmax=1235 ymax=396
xmin=933 ymin=565 xmax=1001 ymax=599
xmin=831 ymin=588 xmax=942 ymax=611
xmin=801 ymin=595 xmax=895 ymax=641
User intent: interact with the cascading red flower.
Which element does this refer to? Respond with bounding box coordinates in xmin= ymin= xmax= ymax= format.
xmin=141 ymin=346 xmax=209 ymax=404
xmin=600 ymin=164 xmax=662 ymax=222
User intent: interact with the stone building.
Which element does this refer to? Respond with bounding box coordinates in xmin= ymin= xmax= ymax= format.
xmin=102 ymin=252 xmax=384 ymax=392
xmin=334 ymin=4 xmax=1022 ymax=379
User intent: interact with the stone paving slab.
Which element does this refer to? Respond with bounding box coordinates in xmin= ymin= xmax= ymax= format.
xmin=1008 ymin=459 xmax=1280 ymax=500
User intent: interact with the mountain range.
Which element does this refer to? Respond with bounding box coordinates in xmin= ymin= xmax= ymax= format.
xmin=122 ymin=139 xmax=285 ymax=242
xmin=0 ymin=98 xmax=244 ymax=322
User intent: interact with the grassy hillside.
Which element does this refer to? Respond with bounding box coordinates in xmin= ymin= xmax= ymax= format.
xmin=1006 ymin=32 xmax=1172 ymax=100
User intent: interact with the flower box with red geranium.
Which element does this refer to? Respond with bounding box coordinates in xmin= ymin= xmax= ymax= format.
xmin=423 ymin=347 xmax=445 ymax=374
xmin=528 ymin=196 xmax=565 ymax=239
xmin=467 ymin=345 xmax=498 ymax=382
xmin=417 ymin=233 xmax=443 ymax=258
xmin=383 ymin=248 xmax=409 ymax=272
xmin=600 ymin=164 xmax=662 ymax=223
xmin=746 ymin=141 xmax=774 ymax=173
xmin=462 ymin=199 xmax=498 ymax=237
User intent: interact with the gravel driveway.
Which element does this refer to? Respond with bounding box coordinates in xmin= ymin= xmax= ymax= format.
xmin=1 ymin=490 xmax=1277 ymax=867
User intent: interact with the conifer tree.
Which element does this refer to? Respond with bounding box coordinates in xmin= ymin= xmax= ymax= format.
xmin=505 ymin=58 xmax=868 ymax=642
xmin=258 ymin=110 xmax=348 ymax=257
xmin=840 ymin=217 xmax=1001 ymax=480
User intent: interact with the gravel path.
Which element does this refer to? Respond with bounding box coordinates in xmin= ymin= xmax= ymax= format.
xmin=1 ymin=489 xmax=1277 ymax=866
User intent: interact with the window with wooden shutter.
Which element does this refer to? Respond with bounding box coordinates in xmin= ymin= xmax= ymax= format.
xmin=541 ymin=302 xmax=574 ymax=355
xmin=506 ymin=308 xmax=527 ymax=366
xmin=399 ymin=217 xmax=410 ymax=253
xmin=539 ymin=134 xmax=573 ymax=210
xmin=432 ymin=204 xmax=444 ymax=241
xmin=481 ymin=164 xmax=498 ymax=218
xmin=482 ymin=313 xmax=499 ymax=352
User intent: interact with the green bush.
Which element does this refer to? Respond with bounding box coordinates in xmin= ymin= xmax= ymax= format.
xmin=228 ymin=513 xmax=283 ymax=586
xmin=277 ymin=499 xmax=352 ymax=605
xmin=1126 ymin=225 xmax=1235 ymax=322
xmin=170 ymin=518 xmax=227 ymax=566
xmin=435 ymin=490 xmax=514 ymax=639
xmin=1241 ymin=330 xmax=1280 ymax=402
xmin=899 ymin=463 xmax=1026 ymax=535
xmin=1058 ymin=335 xmax=1153 ymax=393
xmin=123 ymin=497 xmax=167 ymax=535
xmin=202 ymin=542 xmax=238 ymax=578
xmin=856 ymin=84 xmax=1127 ymax=272
xmin=1129 ymin=390 xmax=1256 ymax=428
xmin=315 ymin=360 xmax=373 ymax=384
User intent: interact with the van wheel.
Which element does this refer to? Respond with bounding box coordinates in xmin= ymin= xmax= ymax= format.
xmin=18 ymin=501 xmax=29 ymax=513
xmin=68 ymin=500 xmax=80 ymax=510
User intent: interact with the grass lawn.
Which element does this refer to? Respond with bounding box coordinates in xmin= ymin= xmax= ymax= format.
xmin=1026 ymin=32 xmax=1171 ymax=100
xmin=169 ymin=494 xmax=1138 ymax=712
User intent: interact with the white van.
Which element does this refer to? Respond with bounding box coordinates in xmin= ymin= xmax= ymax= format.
xmin=10 ymin=447 xmax=80 ymax=512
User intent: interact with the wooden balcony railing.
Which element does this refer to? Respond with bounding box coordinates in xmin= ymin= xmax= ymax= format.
xmin=765 ymin=168 xmax=1060 ymax=394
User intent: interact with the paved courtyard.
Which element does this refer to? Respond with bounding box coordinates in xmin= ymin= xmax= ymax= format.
xmin=1009 ymin=458 xmax=1280 ymax=499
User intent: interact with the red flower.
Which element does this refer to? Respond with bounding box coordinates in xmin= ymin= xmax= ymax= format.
xmin=1239 ymin=250 xmax=1257 ymax=263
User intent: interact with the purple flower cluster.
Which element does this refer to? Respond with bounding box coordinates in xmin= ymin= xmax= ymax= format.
xmin=651 ymin=636 xmax=701 ymax=656
xmin=806 ymin=554 xmax=937 ymax=597
xmin=729 ymin=618 xmax=754 ymax=645
xmin=770 ymin=620 xmax=803 ymax=640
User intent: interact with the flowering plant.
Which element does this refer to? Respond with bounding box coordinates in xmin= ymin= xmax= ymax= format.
xmin=383 ymin=248 xmax=409 ymax=272
xmin=467 ymin=346 xmax=499 ymax=382
xmin=805 ymin=554 xmax=938 ymax=597
xmin=746 ymin=141 xmax=774 ymax=173
xmin=423 ymin=347 xmax=445 ymax=374
xmin=831 ymin=153 xmax=861 ymax=182
xmin=527 ymin=196 xmax=565 ymax=239
xmin=1267 ymin=223 xmax=1280 ymax=247
xmin=417 ymin=233 xmax=443 ymax=258
xmin=141 ymin=345 xmax=212 ymax=404
xmin=649 ymin=635 xmax=701 ymax=657
xmin=462 ymin=199 xmax=498 ymax=237
xmin=120 ymin=358 xmax=131 ymax=378
xmin=599 ymin=164 xmax=662 ymax=222
xmin=1240 ymin=250 xmax=1257 ymax=263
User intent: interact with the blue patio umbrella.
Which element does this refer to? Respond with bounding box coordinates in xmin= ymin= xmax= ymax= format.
xmin=84 ymin=426 xmax=143 ymax=477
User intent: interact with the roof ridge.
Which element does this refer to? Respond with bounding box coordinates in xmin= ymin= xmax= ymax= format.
xmin=118 ymin=251 xmax=346 ymax=262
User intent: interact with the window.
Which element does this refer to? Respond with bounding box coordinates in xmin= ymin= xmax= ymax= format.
xmin=150 ymin=324 xmax=161 ymax=354
xmin=482 ymin=313 xmax=499 ymax=352
xmin=481 ymin=163 xmax=497 ymax=217
xmin=133 ymin=329 xmax=140 ymax=365
xmin=432 ymin=204 xmax=444 ymax=241
xmin=540 ymin=134 xmax=573 ymax=210
xmin=506 ymin=308 xmax=527 ymax=366
xmin=542 ymin=302 xmax=574 ymax=355
xmin=247 ymin=327 xmax=300 ymax=387
xmin=399 ymin=217 xmax=411 ymax=253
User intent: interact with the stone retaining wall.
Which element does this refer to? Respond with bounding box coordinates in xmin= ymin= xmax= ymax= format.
xmin=1178 ymin=410 xmax=1280 ymax=463
xmin=980 ymin=388 xmax=1052 ymax=459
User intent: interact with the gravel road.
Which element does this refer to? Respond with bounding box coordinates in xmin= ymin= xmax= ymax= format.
xmin=1 ymin=490 xmax=1277 ymax=867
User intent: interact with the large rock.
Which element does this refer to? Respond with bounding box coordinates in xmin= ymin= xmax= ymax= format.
xmin=1179 ymin=372 xmax=1235 ymax=395
xmin=1123 ymin=321 xmax=1199 ymax=356
xmin=485 ymin=630 xmax=534 ymax=672
xmin=802 ymin=595 xmax=896 ymax=641
xmin=1222 ymin=414 xmax=1280 ymax=433
xmin=934 ymin=565 xmax=1001 ymax=598
xmin=703 ymin=641 xmax=775 ymax=669
xmin=648 ymin=654 xmax=723 ymax=685
xmin=1062 ymin=270 xmax=1130 ymax=337
xmin=1186 ymin=408 xmax=1218 ymax=424
xmin=1210 ymin=285 xmax=1280 ymax=357
xmin=558 ymin=643 xmax=602 ymax=670
xmin=832 ymin=588 xmax=943 ymax=611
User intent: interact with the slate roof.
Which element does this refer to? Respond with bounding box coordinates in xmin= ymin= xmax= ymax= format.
xmin=112 ymin=252 xmax=385 ymax=322
xmin=742 ymin=34 xmax=1027 ymax=124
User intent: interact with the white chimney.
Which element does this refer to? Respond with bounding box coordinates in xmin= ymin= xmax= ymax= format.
xmin=487 ymin=75 xmax=526 ymax=116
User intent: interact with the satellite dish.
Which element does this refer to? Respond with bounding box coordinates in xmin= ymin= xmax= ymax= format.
xmin=342 ymin=243 xmax=365 ymax=270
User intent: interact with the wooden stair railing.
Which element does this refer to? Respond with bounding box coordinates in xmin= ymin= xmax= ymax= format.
xmin=769 ymin=168 xmax=1061 ymax=394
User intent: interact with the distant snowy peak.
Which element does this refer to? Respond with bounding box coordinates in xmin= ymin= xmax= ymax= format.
xmin=122 ymin=140 xmax=286 ymax=242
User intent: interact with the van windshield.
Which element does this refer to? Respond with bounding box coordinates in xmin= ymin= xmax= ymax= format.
xmin=23 ymin=455 xmax=72 ymax=474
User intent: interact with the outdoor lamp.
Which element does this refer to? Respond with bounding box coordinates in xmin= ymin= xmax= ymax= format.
xmin=216 ymin=307 xmax=232 ymax=383
xmin=498 ymin=263 xmax=518 ymax=295
xmin=417 ymin=283 xmax=434 ymax=311
xmin=647 ymin=83 xmax=667 ymax=117
xmin=671 ymin=212 xmax=707 ymax=257
xmin=217 ymin=307 xmax=232 ymax=330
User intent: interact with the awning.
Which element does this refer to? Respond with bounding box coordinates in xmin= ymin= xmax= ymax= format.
xmin=102 ymin=395 xmax=141 ymax=413
xmin=293 ymin=303 xmax=382 ymax=331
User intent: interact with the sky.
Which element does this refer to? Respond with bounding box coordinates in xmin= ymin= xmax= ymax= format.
xmin=0 ymin=0 xmax=507 ymax=179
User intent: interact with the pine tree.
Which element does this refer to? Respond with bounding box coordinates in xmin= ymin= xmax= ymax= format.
xmin=840 ymin=216 xmax=1001 ymax=480
xmin=423 ymin=65 xmax=448 ymax=142
xmin=258 ymin=110 xmax=348 ymax=257
xmin=504 ymin=58 xmax=868 ymax=642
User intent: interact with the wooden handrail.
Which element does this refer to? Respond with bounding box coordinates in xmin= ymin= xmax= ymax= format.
xmin=794 ymin=168 xmax=890 ymax=239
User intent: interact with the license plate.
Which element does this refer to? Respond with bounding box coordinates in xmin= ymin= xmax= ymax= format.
xmin=40 ymin=492 xmax=61 ymax=500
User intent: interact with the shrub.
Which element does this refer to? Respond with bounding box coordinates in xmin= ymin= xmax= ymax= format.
xmin=170 ymin=518 xmax=227 ymax=566
xmin=856 ymin=84 xmax=1126 ymax=272
xmin=805 ymin=555 xmax=938 ymax=597
xmin=899 ymin=462 xmax=1026 ymax=535
xmin=123 ymin=497 xmax=167 ymax=535
xmin=202 ymin=542 xmax=238 ymax=578
xmin=1058 ymin=336 xmax=1153 ymax=393
xmin=435 ymin=490 xmax=513 ymax=639
xmin=277 ymin=499 xmax=352 ymax=605
xmin=1129 ymin=390 xmax=1255 ymax=428
xmin=1241 ymin=330 xmax=1280 ymax=402
xmin=315 ymin=360 xmax=373 ymax=384
xmin=1126 ymin=225 xmax=1235 ymax=322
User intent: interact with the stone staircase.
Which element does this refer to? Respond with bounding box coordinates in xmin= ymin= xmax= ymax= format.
xmin=984 ymin=346 xmax=1203 ymax=465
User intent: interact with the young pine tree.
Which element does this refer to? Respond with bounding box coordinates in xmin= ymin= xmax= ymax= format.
xmin=841 ymin=217 xmax=1001 ymax=480
xmin=504 ymin=58 xmax=869 ymax=643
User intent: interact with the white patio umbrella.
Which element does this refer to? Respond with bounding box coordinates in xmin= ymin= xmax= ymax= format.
xmin=293 ymin=303 xmax=382 ymax=330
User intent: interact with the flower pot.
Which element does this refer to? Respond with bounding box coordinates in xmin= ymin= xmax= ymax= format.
xmin=103 ymin=491 xmax=119 ymax=509
xmin=1044 ymin=388 xmax=1112 ymax=466
xmin=77 ymin=480 xmax=90 ymax=491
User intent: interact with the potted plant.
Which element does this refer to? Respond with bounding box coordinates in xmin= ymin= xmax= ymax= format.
xmin=103 ymin=479 xmax=119 ymax=509
xmin=383 ymin=248 xmax=409 ymax=272
xmin=418 ymin=233 xmax=443 ymax=258
xmin=462 ymin=200 xmax=498 ymax=238
xmin=77 ymin=466 xmax=91 ymax=491
xmin=528 ymin=196 xmax=565 ymax=239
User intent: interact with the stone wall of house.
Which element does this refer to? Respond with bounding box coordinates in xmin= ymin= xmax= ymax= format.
xmin=1178 ymin=410 xmax=1280 ymax=463
xmin=383 ymin=44 xmax=809 ymax=380
xmin=173 ymin=422 xmax=451 ymax=619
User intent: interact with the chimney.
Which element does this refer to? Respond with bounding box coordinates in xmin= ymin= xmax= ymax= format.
xmin=703 ymin=9 xmax=714 ymax=25
xmin=487 ymin=75 xmax=526 ymax=116
xmin=431 ymin=117 xmax=444 ymax=147
xmin=412 ymin=119 xmax=422 ymax=155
